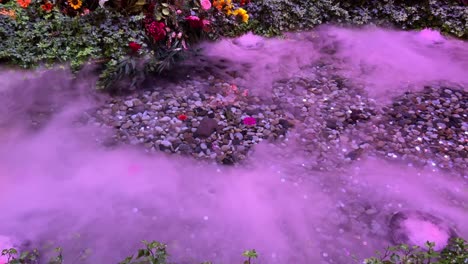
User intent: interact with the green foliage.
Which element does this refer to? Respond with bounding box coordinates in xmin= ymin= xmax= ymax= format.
xmin=120 ymin=241 xmax=169 ymax=264
xmin=242 ymin=249 xmax=258 ymax=264
xmin=1 ymin=247 xmax=62 ymax=264
xmin=0 ymin=0 xmax=467 ymax=91
xmin=242 ymin=0 xmax=467 ymax=38
xmin=363 ymin=238 xmax=468 ymax=264
xmin=0 ymin=6 xmax=146 ymax=84
xmin=2 ymin=238 xmax=467 ymax=264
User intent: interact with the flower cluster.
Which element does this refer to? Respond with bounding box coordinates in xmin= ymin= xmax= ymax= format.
xmin=186 ymin=15 xmax=210 ymax=30
xmin=0 ymin=8 xmax=16 ymax=18
xmin=212 ymin=0 xmax=249 ymax=23
xmin=144 ymin=17 xmax=167 ymax=42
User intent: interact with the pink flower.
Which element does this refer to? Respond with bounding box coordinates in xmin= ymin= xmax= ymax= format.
xmin=202 ymin=19 xmax=210 ymax=27
xmin=200 ymin=0 xmax=211 ymax=10
xmin=186 ymin=15 xmax=202 ymax=28
xmin=243 ymin=117 xmax=256 ymax=126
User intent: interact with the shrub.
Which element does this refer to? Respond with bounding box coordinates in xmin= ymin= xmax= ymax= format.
xmin=2 ymin=238 xmax=467 ymax=263
xmin=0 ymin=0 xmax=250 ymax=91
xmin=363 ymin=238 xmax=468 ymax=264
xmin=0 ymin=0 xmax=466 ymax=91
xmin=1 ymin=240 xmax=260 ymax=264
xmin=241 ymin=0 xmax=467 ymax=38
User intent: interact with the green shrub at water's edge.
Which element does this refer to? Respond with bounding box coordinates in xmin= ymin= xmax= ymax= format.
xmin=242 ymin=0 xmax=467 ymax=38
xmin=1 ymin=238 xmax=466 ymax=264
xmin=0 ymin=0 xmax=467 ymax=91
xmin=362 ymin=238 xmax=468 ymax=264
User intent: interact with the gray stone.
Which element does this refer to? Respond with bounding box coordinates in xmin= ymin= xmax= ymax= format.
xmin=195 ymin=117 xmax=218 ymax=138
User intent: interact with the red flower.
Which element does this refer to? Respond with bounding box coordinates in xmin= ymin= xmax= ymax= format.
xmin=186 ymin=16 xmax=203 ymax=28
xmin=129 ymin=41 xmax=142 ymax=53
xmin=186 ymin=16 xmax=211 ymax=31
xmin=177 ymin=114 xmax=188 ymax=121
xmin=40 ymin=1 xmax=53 ymax=12
xmin=243 ymin=117 xmax=256 ymax=126
xmin=145 ymin=20 xmax=166 ymax=42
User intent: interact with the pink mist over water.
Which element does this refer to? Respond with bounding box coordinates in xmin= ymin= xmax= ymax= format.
xmin=403 ymin=218 xmax=450 ymax=250
xmin=0 ymin=26 xmax=467 ymax=263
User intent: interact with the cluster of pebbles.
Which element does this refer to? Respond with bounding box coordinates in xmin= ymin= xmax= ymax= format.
xmin=84 ymin=77 xmax=295 ymax=165
xmin=372 ymin=85 xmax=467 ymax=173
xmin=80 ymin=59 xmax=467 ymax=176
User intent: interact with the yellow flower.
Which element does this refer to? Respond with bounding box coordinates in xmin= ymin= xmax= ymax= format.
xmin=233 ymin=8 xmax=247 ymax=16
xmin=241 ymin=13 xmax=249 ymax=23
xmin=232 ymin=8 xmax=249 ymax=23
xmin=213 ymin=0 xmax=234 ymax=15
xmin=68 ymin=0 xmax=82 ymax=9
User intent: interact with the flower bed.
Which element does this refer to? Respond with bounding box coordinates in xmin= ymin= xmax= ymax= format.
xmin=0 ymin=0 xmax=466 ymax=90
xmin=0 ymin=0 xmax=251 ymax=90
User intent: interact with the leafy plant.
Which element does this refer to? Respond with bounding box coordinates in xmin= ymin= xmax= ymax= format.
xmin=363 ymin=238 xmax=468 ymax=264
xmin=242 ymin=249 xmax=258 ymax=264
xmin=120 ymin=240 xmax=169 ymax=264
xmin=1 ymin=247 xmax=62 ymax=264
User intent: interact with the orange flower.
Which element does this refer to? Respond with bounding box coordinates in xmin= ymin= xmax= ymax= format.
xmin=17 ymin=0 xmax=31 ymax=8
xmin=0 ymin=8 xmax=16 ymax=18
xmin=68 ymin=0 xmax=82 ymax=9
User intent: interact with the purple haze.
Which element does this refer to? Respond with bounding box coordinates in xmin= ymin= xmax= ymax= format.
xmin=0 ymin=25 xmax=467 ymax=263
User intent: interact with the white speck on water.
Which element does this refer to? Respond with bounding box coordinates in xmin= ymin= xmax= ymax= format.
xmin=323 ymin=252 xmax=329 ymax=258
xmin=342 ymin=148 xmax=347 ymax=152
xmin=415 ymin=146 xmax=421 ymax=151
xmin=303 ymin=195 xmax=308 ymax=199
xmin=132 ymin=208 xmax=138 ymax=213
xmin=281 ymin=178 xmax=286 ymax=183
xmin=203 ymin=216 xmax=209 ymax=221
xmin=302 ymin=98 xmax=307 ymax=102
xmin=417 ymin=137 xmax=422 ymax=141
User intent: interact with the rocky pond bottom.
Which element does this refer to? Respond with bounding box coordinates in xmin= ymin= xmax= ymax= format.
xmin=0 ymin=26 xmax=467 ymax=263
